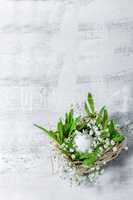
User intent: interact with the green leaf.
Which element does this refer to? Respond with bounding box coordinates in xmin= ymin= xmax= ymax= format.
xmin=75 ymin=116 xmax=80 ymax=124
xmin=99 ymin=106 xmax=106 ymax=115
xmin=108 ymin=120 xmax=118 ymax=138
xmin=79 ymin=152 xmax=90 ymax=160
xmin=69 ymin=121 xmax=76 ymax=136
xmin=84 ymin=102 xmax=90 ymax=115
xmin=109 ymin=120 xmax=115 ymax=134
xmin=34 ymin=124 xmax=49 ymax=134
xmin=108 ymin=120 xmax=125 ymax=142
xmin=65 ymin=113 xmax=69 ymax=127
xmin=82 ymin=153 xmax=97 ymax=167
xmin=87 ymin=93 xmax=95 ymax=113
xmin=103 ymin=109 xmax=108 ymax=129
xmin=34 ymin=124 xmax=58 ymax=142
xmin=112 ymin=134 xmax=125 ymax=143
xmin=96 ymin=106 xmax=105 ymax=126
xmin=96 ymin=113 xmax=102 ymax=126
xmin=57 ymin=120 xmax=64 ymax=144
xmin=69 ymin=109 xmax=73 ymax=121
xmin=101 ymin=129 xmax=110 ymax=139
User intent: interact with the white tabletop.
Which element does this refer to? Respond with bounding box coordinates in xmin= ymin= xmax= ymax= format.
xmin=0 ymin=0 xmax=133 ymax=199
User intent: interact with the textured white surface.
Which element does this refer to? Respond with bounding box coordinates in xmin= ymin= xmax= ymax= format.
xmin=0 ymin=0 xmax=133 ymax=199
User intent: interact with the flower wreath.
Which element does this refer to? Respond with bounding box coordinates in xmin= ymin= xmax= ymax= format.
xmin=35 ymin=93 xmax=127 ymax=184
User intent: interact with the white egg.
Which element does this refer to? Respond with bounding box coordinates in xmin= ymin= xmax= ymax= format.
xmin=74 ymin=131 xmax=93 ymax=152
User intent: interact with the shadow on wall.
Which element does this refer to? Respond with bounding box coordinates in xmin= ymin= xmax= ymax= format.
xmin=104 ymin=111 xmax=133 ymax=186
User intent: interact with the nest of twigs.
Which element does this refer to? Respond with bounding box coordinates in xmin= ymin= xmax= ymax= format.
xmin=54 ymin=136 xmax=127 ymax=176
xmin=73 ymin=138 xmax=126 ymax=176
xmin=35 ymin=93 xmax=127 ymax=180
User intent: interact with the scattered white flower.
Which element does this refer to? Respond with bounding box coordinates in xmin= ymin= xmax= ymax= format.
xmin=111 ymin=140 xmax=115 ymax=146
xmin=105 ymin=138 xmax=109 ymax=142
xmin=100 ymin=169 xmax=104 ymax=174
xmin=95 ymin=171 xmax=99 ymax=176
xmin=68 ymin=162 xmax=72 ymax=167
xmin=105 ymin=140 xmax=110 ymax=146
xmin=87 ymin=123 xmax=91 ymax=128
xmin=93 ymin=126 xmax=98 ymax=131
xmin=104 ymin=144 xmax=108 ymax=149
xmin=103 ymin=161 xmax=106 ymax=165
xmin=95 ymin=130 xmax=101 ymax=136
xmin=96 ymin=166 xmax=100 ymax=171
xmin=89 ymin=130 xmax=93 ymax=136
xmin=98 ymin=137 xmax=102 ymax=142
xmin=92 ymin=141 xmax=97 ymax=147
xmin=97 ymin=154 xmax=101 ymax=157
xmin=90 ymin=167 xmax=95 ymax=171
xmin=71 ymin=154 xmax=75 ymax=160
xmin=88 ymin=173 xmax=96 ymax=182
xmin=90 ymin=119 xmax=96 ymax=125
xmin=69 ymin=148 xmax=74 ymax=153
xmin=89 ymin=173 xmax=95 ymax=178
xmin=124 ymin=146 xmax=128 ymax=151
xmin=75 ymin=130 xmax=80 ymax=135
xmin=99 ymin=147 xmax=103 ymax=152
xmin=61 ymin=143 xmax=65 ymax=148
xmin=96 ymin=141 xmax=100 ymax=146
xmin=113 ymin=147 xmax=117 ymax=152
xmin=82 ymin=129 xmax=88 ymax=134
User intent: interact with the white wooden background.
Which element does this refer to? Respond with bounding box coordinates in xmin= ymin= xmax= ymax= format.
xmin=0 ymin=0 xmax=133 ymax=199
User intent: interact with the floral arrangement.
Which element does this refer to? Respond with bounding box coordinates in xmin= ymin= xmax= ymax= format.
xmin=35 ymin=93 xmax=127 ymax=184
